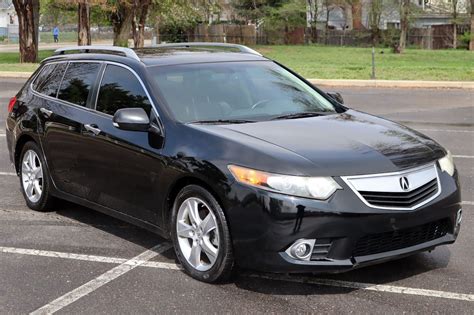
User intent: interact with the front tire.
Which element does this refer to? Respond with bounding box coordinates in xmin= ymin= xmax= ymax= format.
xmin=171 ymin=185 xmax=234 ymax=283
xmin=19 ymin=141 xmax=55 ymax=211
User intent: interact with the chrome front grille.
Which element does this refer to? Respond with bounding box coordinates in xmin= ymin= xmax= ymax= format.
xmin=342 ymin=164 xmax=441 ymax=210
xmin=359 ymin=178 xmax=438 ymax=208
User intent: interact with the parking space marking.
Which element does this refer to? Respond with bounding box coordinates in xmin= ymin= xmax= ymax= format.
xmin=30 ymin=243 xmax=172 ymax=315
xmin=0 ymin=245 xmax=180 ymax=269
xmin=2 ymin=245 xmax=474 ymax=303
xmin=453 ymin=155 xmax=474 ymax=159
xmin=416 ymin=129 xmax=474 ymax=133
xmin=0 ymin=172 xmax=17 ymax=176
xmin=462 ymin=201 xmax=474 ymax=206
xmin=248 ymin=274 xmax=474 ymax=302
xmin=0 ymin=133 xmax=5 ymax=137
xmin=0 ymin=246 xmax=130 ymax=265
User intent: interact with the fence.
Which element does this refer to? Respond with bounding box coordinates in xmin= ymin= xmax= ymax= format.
xmin=0 ymin=24 xmax=18 ymax=42
xmin=4 ymin=23 xmax=468 ymax=50
xmin=182 ymin=24 xmax=471 ymax=50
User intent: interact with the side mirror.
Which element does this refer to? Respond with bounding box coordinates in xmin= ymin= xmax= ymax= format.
xmin=327 ymin=92 xmax=344 ymax=104
xmin=113 ymin=108 xmax=150 ymax=132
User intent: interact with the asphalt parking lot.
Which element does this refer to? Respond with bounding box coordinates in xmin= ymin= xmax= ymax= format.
xmin=1 ymin=78 xmax=473 ymax=313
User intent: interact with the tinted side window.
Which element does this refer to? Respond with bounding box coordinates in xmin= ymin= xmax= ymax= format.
xmin=33 ymin=63 xmax=67 ymax=98
xmin=58 ymin=62 xmax=100 ymax=106
xmin=96 ymin=65 xmax=151 ymax=116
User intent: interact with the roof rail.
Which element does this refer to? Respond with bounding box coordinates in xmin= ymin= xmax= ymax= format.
xmin=154 ymin=42 xmax=262 ymax=56
xmin=53 ymin=46 xmax=140 ymax=61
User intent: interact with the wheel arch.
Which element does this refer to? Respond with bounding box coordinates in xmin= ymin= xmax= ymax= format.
xmin=164 ymin=175 xmax=227 ymax=235
xmin=14 ymin=134 xmax=37 ymax=174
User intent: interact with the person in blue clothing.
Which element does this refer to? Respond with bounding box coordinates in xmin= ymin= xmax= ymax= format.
xmin=53 ymin=26 xmax=59 ymax=43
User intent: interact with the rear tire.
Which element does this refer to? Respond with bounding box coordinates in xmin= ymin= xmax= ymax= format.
xmin=171 ymin=185 xmax=234 ymax=283
xmin=19 ymin=141 xmax=55 ymax=211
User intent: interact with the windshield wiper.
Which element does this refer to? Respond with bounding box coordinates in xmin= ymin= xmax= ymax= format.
xmin=188 ymin=119 xmax=256 ymax=124
xmin=271 ymin=112 xmax=331 ymax=120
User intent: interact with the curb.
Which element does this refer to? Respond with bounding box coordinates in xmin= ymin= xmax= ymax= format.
xmin=0 ymin=71 xmax=473 ymax=89
xmin=308 ymin=79 xmax=474 ymax=90
xmin=0 ymin=71 xmax=34 ymax=78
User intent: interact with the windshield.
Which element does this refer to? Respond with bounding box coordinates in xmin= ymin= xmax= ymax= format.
xmin=149 ymin=61 xmax=341 ymax=123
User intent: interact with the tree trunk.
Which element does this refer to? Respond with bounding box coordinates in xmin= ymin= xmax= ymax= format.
xmin=305 ymin=0 xmax=317 ymax=43
xmin=398 ymin=0 xmax=410 ymax=53
xmin=325 ymin=0 xmax=330 ymax=44
xmin=133 ymin=0 xmax=149 ymax=48
xmin=352 ymin=0 xmax=362 ymax=30
xmin=452 ymin=0 xmax=458 ymax=49
xmin=453 ymin=23 xmax=457 ymax=49
xmin=111 ymin=2 xmax=134 ymax=47
xmin=344 ymin=4 xmax=353 ymax=30
xmin=78 ymin=0 xmax=91 ymax=46
xmin=470 ymin=0 xmax=474 ymax=50
xmin=368 ymin=0 xmax=382 ymax=45
xmin=13 ymin=0 xmax=39 ymax=63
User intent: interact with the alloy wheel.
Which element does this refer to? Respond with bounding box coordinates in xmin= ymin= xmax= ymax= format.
xmin=176 ymin=197 xmax=220 ymax=271
xmin=21 ymin=149 xmax=43 ymax=203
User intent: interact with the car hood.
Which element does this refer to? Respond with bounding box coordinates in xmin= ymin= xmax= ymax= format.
xmin=194 ymin=110 xmax=445 ymax=176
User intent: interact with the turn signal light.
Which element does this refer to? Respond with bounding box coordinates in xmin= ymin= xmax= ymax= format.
xmin=228 ymin=165 xmax=269 ymax=186
xmin=8 ymin=96 xmax=17 ymax=112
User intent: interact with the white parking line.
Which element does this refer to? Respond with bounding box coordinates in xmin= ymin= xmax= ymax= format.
xmin=0 ymin=133 xmax=5 ymax=137
xmin=462 ymin=201 xmax=474 ymax=206
xmin=453 ymin=155 xmax=474 ymax=159
xmin=1 ymin=246 xmax=473 ymax=303
xmin=248 ymin=274 xmax=474 ymax=302
xmin=0 ymin=245 xmax=180 ymax=269
xmin=0 ymin=246 xmax=130 ymax=264
xmin=416 ymin=129 xmax=474 ymax=133
xmin=30 ymin=243 xmax=172 ymax=315
xmin=0 ymin=172 xmax=16 ymax=176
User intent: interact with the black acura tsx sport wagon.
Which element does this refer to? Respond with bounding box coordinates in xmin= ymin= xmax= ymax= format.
xmin=5 ymin=43 xmax=462 ymax=282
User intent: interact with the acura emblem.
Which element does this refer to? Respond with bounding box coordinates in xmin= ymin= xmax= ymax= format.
xmin=400 ymin=176 xmax=410 ymax=191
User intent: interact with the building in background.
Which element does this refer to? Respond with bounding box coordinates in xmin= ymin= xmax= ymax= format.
xmin=317 ymin=0 xmax=470 ymax=31
xmin=0 ymin=0 xmax=18 ymax=41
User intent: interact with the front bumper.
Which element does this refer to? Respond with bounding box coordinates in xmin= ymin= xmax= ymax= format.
xmin=225 ymin=168 xmax=461 ymax=273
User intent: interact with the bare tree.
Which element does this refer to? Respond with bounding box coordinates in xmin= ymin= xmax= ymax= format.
xmin=78 ymin=0 xmax=91 ymax=45
xmin=12 ymin=0 xmax=39 ymax=63
xmin=452 ymin=0 xmax=459 ymax=49
xmin=324 ymin=0 xmax=331 ymax=44
xmin=132 ymin=0 xmax=151 ymax=48
xmin=352 ymin=0 xmax=362 ymax=29
xmin=306 ymin=0 xmax=317 ymax=42
xmin=343 ymin=1 xmax=352 ymax=30
xmin=111 ymin=0 xmax=135 ymax=47
xmin=398 ymin=0 xmax=410 ymax=53
xmin=469 ymin=0 xmax=473 ymax=50
xmin=367 ymin=0 xmax=383 ymax=44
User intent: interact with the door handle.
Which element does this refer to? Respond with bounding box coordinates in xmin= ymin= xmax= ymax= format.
xmin=84 ymin=124 xmax=101 ymax=136
xmin=39 ymin=107 xmax=53 ymax=118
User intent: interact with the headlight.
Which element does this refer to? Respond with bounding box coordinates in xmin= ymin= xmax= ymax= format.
xmin=228 ymin=165 xmax=341 ymax=199
xmin=438 ymin=151 xmax=455 ymax=176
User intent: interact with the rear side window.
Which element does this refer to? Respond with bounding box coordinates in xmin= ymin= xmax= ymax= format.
xmin=58 ymin=62 xmax=100 ymax=106
xmin=32 ymin=63 xmax=67 ymax=98
xmin=96 ymin=65 xmax=151 ymax=116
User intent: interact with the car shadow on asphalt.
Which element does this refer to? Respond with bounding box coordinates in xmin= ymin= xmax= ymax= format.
xmin=52 ymin=200 xmax=177 ymax=261
xmin=52 ymin=201 xmax=451 ymax=293
xmin=234 ymin=247 xmax=451 ymax=295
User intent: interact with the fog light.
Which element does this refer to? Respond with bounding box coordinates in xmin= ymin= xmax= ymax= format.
xmin=285 ymin=239 xmax=315 ymax=261
xmin=293 ymin=243 xmax=311 ymax=258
